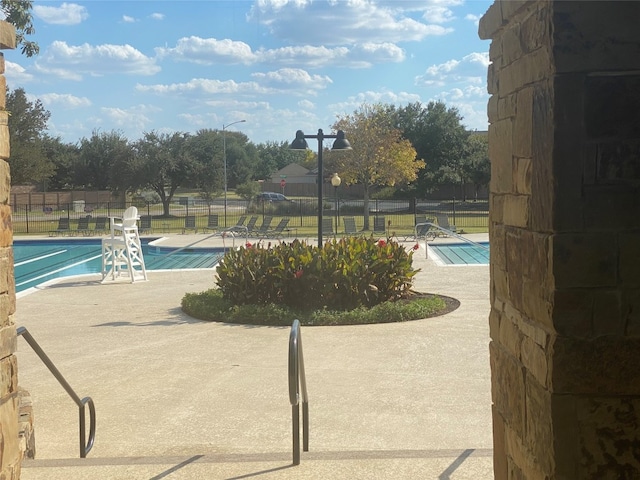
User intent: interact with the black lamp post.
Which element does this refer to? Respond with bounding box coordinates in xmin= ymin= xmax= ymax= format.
xmin=331 ymin=173 xmax=341 ymax=235
xmin=290 ymin=129 xmax=351 ymax=247
xmin=222 ymin=119 xmax=246 ymax=227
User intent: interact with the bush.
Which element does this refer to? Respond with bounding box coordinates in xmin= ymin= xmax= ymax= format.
xmin=215 ymin=236 xmax=419 ymax=311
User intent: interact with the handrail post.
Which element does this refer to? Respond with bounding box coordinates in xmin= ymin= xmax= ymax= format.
xmin=288 ymin=319 xmax=309 ymax=466
xmin=17 ymin=326 xmax=96 ymax=458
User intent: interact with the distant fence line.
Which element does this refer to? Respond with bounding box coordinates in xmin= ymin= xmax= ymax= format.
xmin=11 ymin=198 xmax=489 ymax=235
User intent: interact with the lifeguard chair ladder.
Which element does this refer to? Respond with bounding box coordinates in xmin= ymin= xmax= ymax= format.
xmin=101 ymin=206 xmax=147 ymax=283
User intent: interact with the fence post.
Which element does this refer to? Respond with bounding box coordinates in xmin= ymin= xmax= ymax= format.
xmin=452 ymin=196 xmax=456 ymax=227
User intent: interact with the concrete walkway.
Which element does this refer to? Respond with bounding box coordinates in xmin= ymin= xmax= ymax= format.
xmin=14 ymin=234 xmax=493 ymax=479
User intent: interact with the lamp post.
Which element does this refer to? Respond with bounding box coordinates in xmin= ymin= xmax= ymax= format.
xmin=331 ymin=173 xmax=341 ymax=235
xmin=222 ymin=119 xmax=246 ymax=228
xmin=290 ymin=129 xmax=351 ymax=247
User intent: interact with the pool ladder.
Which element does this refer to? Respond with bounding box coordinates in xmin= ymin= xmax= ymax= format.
xmin=289 ymin=319 xmax=309 ymax=465
xmin=17 ymin=326 xmax=96 ymax=458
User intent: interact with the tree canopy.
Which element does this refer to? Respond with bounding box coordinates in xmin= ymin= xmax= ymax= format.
xmin=1 ymin=0 xmax=38 ymax=56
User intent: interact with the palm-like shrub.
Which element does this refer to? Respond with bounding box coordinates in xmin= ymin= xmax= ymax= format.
xmin=215 ymin=237 xmax=419 ymax=311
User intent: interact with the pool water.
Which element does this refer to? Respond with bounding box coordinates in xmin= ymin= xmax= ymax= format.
xmin=13 ymin=239 xmax=225 ymax=293
xmin=428 ymin=242 xmax=490 ymax=265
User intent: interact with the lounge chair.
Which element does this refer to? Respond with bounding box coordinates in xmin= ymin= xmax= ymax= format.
xmin=251 ymin=216 xmax=273 ymax=237
xmin=343 ymin=217 xmax=359 ymax=236
xmin=322 ymin=217 xmax=334 ymax=238
xmin=49 ymin=217 xmax=70 ymax=237
xmin=92 ymin=217 xmax=108 ymax=235
xmin=244 ymin=216 xmax=259 ymax=233
xmin=139 ymin=216 xmax=153 ymax=234
xmin=435 ymin=213 xmax=457 ymax=236
xmin=202 ymin=214 xmax=219 ymax=233
xmin=373 ymin=216 xmax=386 ymax=235
xmin=260 ymin=218 xmax=290 ymax=239
xmin=182 ymin=215 xmax=197 ymax=234
xmin=76 ymin=216 xmax=91 ymax=236
xmin=226 ymin=215 xmax=247 ymax=232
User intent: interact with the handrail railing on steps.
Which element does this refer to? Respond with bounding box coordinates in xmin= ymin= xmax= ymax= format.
xmin=415 ymin=222 xmax=489 ymax=258
xmin=288 ymin=319 xmax=308 ymax=466
xmin=17 ymin=326 xmax=96 ymax=458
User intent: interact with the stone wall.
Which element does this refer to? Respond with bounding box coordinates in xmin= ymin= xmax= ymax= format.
xmin=480 ymin=1 xmax=640 ymax=478
xmin=0 ymin=21 xmax=21 ymax=479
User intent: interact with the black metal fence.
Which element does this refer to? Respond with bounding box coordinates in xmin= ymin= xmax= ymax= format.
xmin=11 ymin=198 xmax=489 ymax=236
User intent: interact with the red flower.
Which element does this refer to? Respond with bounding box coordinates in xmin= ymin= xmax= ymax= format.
xmin=294 ymin=269 xmax=304 ymax=279
xmin=245 ymin=242 xmax=252 ymax=248
xmin=378 ymin=239 xmax=386 ymax=247
xmin=413 ymin=243 xmax=419 ymax=251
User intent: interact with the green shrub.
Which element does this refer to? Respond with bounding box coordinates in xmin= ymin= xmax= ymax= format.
xmin=215 ymin=236 xmax=419 ymax=311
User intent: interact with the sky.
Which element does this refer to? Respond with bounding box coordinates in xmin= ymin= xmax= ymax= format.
xmin=5 ymin=0 xmax=494 ymax=146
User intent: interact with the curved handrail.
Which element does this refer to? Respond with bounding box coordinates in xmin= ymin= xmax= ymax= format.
xmin=17 ymin=326 xmax=96 ymax=458
xmin=415 ymin=222 xmax=490 ymax=250
xmin=288 ymin=319 xmax=309 ymax=466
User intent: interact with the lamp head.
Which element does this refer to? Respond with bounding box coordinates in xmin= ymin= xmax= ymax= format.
xmin=290 ymin=130 xmax=308 ymax=150
xmin=331 ymin=130 xmax=352 ymax=150
xmin=331 ymin=173 xmax=342 ymax=187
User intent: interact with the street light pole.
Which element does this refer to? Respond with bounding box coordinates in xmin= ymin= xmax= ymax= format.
xmin=222 ymin=119 xmax=246 ymax=228
xmin=331 ymin=173 xmax=341 ymax=236
xmin=290 ymin=129 xmax=351 ymax=247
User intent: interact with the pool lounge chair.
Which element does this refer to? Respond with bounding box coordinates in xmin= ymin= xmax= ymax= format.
xmin=49 ymin=217 xmax=70 ymax=237
xmin=260 ymin=218 xmax=290 ymax=239
xmin=343 ymin=217 xmax=359 ymax=236
xmin=202 ymin=214 xmax=219 ymax=233
xmin=182 ymin=215 xmax=197 ymax=234
xmin=76 ymin=216 xmax=91 ymax=236
xmin=322 ymin=218 xmax=334 ymax=238
xmin=373 ymin=216 xmax=386 ymax=236
xmin=251 ymin=216 xmax=273 ymax=237
xmin=435 ymin=213 xmax=457 ymax=236
xmin=244 ymin=216 xmax=259 ymax=234
xmin=92 ymin=217 xmax=108 ymax=235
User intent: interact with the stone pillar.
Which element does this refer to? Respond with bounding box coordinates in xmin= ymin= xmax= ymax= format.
xmin=0 ymin=21 xmax=20 ymax=479
xmin=480 ymin=1 xmax=640 ymax=478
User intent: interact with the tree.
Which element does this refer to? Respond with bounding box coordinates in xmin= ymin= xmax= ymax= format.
xmin=41 ymin=135 xmax=79 ymax=190
xmin=254 ymin=141 xmax=307 ymax=180
xmin=331 ymin=103 xmax=424 ymax=230
xmin=2 ymin=0 xmax=39 ymax=57
xmin=391 ymin=101 xmax=469 ymax=195
xmin=77 ymin=130 xmax=134 ymax=191
xmin=133 ymin=131 xmax=195 ymax=216
xmin=7 ymin=87 xmax=53 ymax=185
xmin=464 ymin=134 xmax=490 ymax=201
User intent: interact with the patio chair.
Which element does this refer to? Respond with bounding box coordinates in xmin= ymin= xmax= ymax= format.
xmin=76 ymin=216 xmax=91 ymax=236
xmin=373 ymin=216 xmax=386 ymax=235
xmin=202 ymin=214 xmax=219 ymax=233
xmin=343 ymin=217 xmax=359 ymax=236
xmin=322 ymin=217 xmax=334 ymax=238
xmin=226 ymin=215 xmax=247 ymax=232
xmin=92 ymin=217 xmax=108 ymax=235
xmin=260 ymin=218 xmax=290 ymax=239
xmin=435 ymin=213 xmax=457 ymax=236
xmin=182 ymin=215 xmax=197 ymax=234
xmin=244 ymin=216 xmax=259 ymax=233
xmin=139 ymin=216 xmax=153 ymax=234
xmin=251 ymin=216 xmax=273 ymax=237
xmin=49 ymin=217 xmax=70 ymax=237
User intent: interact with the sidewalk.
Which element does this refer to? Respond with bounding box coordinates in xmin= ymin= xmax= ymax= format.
xmin=15 ymin=234 xmax=493 ymax=479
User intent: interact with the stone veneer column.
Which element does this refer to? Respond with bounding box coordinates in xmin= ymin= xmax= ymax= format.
xmin=480 ymin=1 xmax=640 ymax=478
xmin=0 ymin=21 xmax=20 ymax=479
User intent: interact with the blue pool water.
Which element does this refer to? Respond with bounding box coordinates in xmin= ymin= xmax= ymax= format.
xmin=428 ymin=242 xmax=490 ymax=265
xmin=13 ymin=239 xmax=225 ymax=293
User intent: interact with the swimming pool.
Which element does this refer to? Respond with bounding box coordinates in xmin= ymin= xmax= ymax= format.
xmin=13 ymin=239 xmax=225 ymax=294
xmin=428 ymin=242 xmax=490 ymax=265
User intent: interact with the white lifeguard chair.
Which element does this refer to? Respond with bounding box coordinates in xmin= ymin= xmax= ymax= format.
xmin=101 ymin=206 xmax=148 ymax=283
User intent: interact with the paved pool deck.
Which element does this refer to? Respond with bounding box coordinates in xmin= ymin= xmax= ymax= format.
xmin=14 ymin=233 xmax=494 ymax=479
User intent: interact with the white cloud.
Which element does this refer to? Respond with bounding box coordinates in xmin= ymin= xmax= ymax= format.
xmin=415 ymin=52 xmax=489 ymax=87
xmin=5 ymin=61 xmax=34 ymax=84
xmin=39 ymin=93 xmax=92 ymax=108
xmin=35 ymin=41 xmax=161 ymax=80
xmin=298 ymin=99 xmax=315 ymax=110
xmin=465 ymin=13 xmax=480 ymax=26
xmin=251 ymin=68 xmax=332 ymax=93
xmin=136 ymin=78 xmax=273 ymax=96
xmin=150 ymin=13 xmax=165 ymax=21
xmin=155 ymin=37 xmax=257 ymax=65
xmin=329 ymin=89 xmax=422 ymax=115
xmin=33 ymin=3 xmax=88 ymax=25
xmin=122 ymin=15 xmax=136 ymax=23
xmin=248 ymin=0 xmax=454 ymax=45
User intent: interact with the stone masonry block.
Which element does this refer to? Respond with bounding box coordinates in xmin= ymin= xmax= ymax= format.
xmin=492 ymin=264 xmax=509 ymax=306
xmin=0 ymin=324 xmax=15 ymax=360
xmin=506 ymin=230 xmax=525 ymax=312
xmin=0 ymin=393 xmax=20 ymax=472
xmin=551 ymin=233 xmax=617 ymax=289
xmin=479 ymin=1 xmax=504 ymax=40
xmin=586 ymin=75 xmax=640 ymax=141
xmin=623 ymin=289 xmax=640 ymax=337
xmin=0 ymin=204 xmax=12 ymax=247
xmin=502 ymin=23 xmax=523 ymax=67
xmin=620 ymin=233 xmax=640 ymax=287
xmin=521 ymin=337 xmax=548 ymax=387
xmin=499 ymin=315 xmax=523 ymax=359
xmin=487 ymin=62 xmax=498 ymax=95
xmin=513 ymin=87 xmax=533 ymax=159
xmin=551 ymin=394 xmax=580 ymax=479
xmin=522 ymin=278 xmax=553 ymax=330
xmin=520 ymin=4 xmax=549 ymax=54
xmin=489 ymin=194 xmax=505 ymax=225
xmin=490 ymin=341 xmax=526 ymax=437
xmin=492 ymin=405 xmax=508 ymax=479
xmin=584 ymin=186 xmax=640 ymax=231
xmin=0 ymin=353 xmax=16 ymax=397
xmin=0 ymin=53 xmax=5 ymax=74
xmin=0 ymin=22 xmax=16 ymax=50
xmin=0 ymin=75 xmax=6 ymax=110
xmin=489 ymin=36 xmax=502 ymax=64
xmin=489 ymin=119 xmax=514 ymax=194
xmin=0 ymin=122 xmax=9 ymax=160
xmin=513 ymin=158 xmax=531 ymax=195
xmin=552 ymin=335 xmax=640 ymax=395
xmin=489 ymin=308 xmax=502 ymax=341
xmin=502 ymin=195 xmax=529 ymax=228
xmin=524 ymin=372 xmax=553 ymax=474
xmin=498 ymin=92 xmax=517 ymax=120
xmin=499 ymin=47 xmax=552 ymax=97
xmin=0 ymin=159 xmax=8 ymax=203
xmin=488 ymin=94 xmax=499 ymax=123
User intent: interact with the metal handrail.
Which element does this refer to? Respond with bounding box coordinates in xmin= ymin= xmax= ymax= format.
xmin=288 ymin=319 xmax=309 ymax=466
xmin=416 ymin=222 xmax=490 ymax=251
xmin=17 ymin=327 xmax=96 ymax=458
